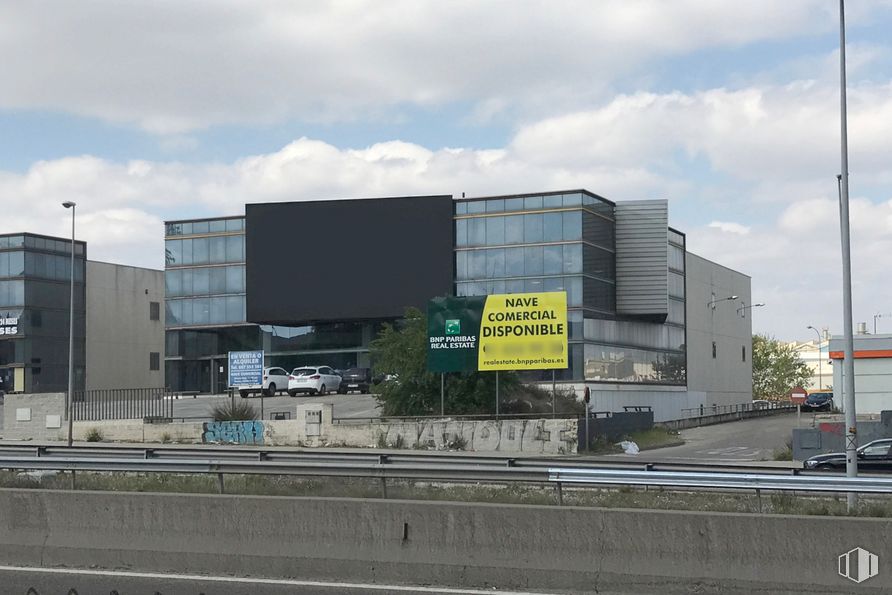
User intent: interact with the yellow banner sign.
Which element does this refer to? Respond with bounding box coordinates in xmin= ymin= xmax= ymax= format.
xmin=478 ymin=291 xmax=568 ymax=371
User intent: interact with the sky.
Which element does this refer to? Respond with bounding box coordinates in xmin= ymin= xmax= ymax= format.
xmin=2 ymin=0 xmax=892 ymax=341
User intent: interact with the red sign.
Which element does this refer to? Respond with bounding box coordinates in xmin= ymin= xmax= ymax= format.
xmin=789 ymin=386 xmax=808 ymax=404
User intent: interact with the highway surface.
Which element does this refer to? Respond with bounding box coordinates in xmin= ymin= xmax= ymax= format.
xmin=0 ymin=566 xmax=557 ymax=595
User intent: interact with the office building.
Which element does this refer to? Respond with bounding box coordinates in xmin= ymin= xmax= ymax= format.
xmin=164 ymin=190 xmax=753 ymax=421
xmin=0 ymin=232 xmax=164 ymax=394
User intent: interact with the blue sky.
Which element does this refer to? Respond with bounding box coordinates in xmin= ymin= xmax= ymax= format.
xmin=2 ymin=0 xmax=892 ymax=339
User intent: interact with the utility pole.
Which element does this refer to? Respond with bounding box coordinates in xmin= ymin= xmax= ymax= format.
xmin=838 ymin=0 xmax=858 ymax=512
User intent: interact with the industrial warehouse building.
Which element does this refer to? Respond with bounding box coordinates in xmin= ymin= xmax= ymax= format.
xmin=0 ymin=232 xmax=164 ymax=394
xmin=164 ymin=190 xmax=753 ymax=422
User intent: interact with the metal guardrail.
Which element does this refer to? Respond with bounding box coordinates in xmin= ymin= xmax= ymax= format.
xmin=679 ymin=402 xmax=796 ymax=419
xmin=2 ymin=444 xmax=892 ymax=496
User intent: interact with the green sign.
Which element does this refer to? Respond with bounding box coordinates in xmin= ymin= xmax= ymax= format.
xmin=427 ymin=296 xmax=485 ymax=373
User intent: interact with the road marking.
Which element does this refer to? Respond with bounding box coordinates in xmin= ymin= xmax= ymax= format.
xmin=0 ymin=565 xmax=546 ymax=594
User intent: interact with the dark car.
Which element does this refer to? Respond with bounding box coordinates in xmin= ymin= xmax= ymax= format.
xmin=338 ymin=367 xmax=372 ymax=394
xmin=804 ymin=439 xmax=892 ymax=471
xmin=802 ymin=391 xmax=833 ymax=412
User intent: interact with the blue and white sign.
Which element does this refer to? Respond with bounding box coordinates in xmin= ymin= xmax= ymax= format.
xmin=228 ymin=350 xmax=264 ymax=387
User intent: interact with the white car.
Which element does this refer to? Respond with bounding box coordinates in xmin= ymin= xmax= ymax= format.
xmin=288 ymin=366 xmax=342 ymax=396
xmin=238 ymin=367 xmax=288 ymax=398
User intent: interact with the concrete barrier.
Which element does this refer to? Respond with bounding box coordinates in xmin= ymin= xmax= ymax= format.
xmin=0 ymin=489 xmax=888 ymax=593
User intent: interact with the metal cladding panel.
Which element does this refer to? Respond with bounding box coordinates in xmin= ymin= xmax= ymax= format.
xmin=615 ymin=200 xmax=669 ymax=318
xmin=245 ymin=195 xmax=455 ymax=325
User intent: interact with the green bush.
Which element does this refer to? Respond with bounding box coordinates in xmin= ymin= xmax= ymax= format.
xmin=85 ymin=428 xmax=104 ymax=442
xmin=211 ymin=400 xmax=258 ymax=421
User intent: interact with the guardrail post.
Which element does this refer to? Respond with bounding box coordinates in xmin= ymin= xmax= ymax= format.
xmin=217 ymin=473 xmax=225 ymax=494
xmin=555 ymin=481 xmax=563 ymax=506
xmin=756 ymin=488 xmax=762 ymax=513
xmin=70 ymin=470 xmax=76 ymax=490
xmin=380 ymin=477 xmax=388 ymax=499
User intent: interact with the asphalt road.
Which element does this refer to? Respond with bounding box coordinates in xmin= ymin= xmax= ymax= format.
xmin=611 ymin=412 xmax=802 ymax=463
xmin=0 ymin=566 xmax=553 ymax=595
xmin=168 ymin=391 xmax=381 ymax=421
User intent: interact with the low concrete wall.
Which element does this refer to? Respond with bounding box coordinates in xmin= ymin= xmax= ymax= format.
xmin=0 ymin=489 xmax=888 ymax=593
xmin=62 ymin=404 xmax=578 ymax=454
xmin=660 ymin=406 xmax=793 ymax=431
xmin=3 ymin=393 xmax=67 ymax=441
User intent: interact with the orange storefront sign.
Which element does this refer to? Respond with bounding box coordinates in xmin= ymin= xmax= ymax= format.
xmin=828 ymin=349 xmax=892 ymax=360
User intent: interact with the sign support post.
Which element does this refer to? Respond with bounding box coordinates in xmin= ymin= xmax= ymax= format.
xmin=495 ymin=371 xmax=500 ymax=418
xmin=551 ymin=370 xmax=556 ymax=417
xmin=440 ymin=373 xmax=445 ymax=416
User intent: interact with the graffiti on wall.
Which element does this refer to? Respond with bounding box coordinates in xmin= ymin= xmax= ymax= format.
xmin=202 ymin=421 xmax=264 ymax=445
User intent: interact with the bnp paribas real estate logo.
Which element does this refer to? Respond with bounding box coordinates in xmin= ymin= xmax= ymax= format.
xmin=839 ymin=547 xmax=879 ymax=584
xmin=445 ymin=319 xmax=461 ymax=335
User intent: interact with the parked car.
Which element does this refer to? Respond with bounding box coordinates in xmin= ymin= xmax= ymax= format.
xmin=804 ymin=439 xmax=892 ymax=471
xmin=338 ymin=368 xmax=373 ymax=394
xmin=238 ymin=367 xmax=289 ymax=398
xmin=802 ymin=391 xmax=833 ymax=412
xmin=752 ymin=399 xmax=771 ymax=410
xmin=288 ymin=366 xmax=342 ymax=396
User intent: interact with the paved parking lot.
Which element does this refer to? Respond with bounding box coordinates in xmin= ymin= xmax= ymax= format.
xmin=169 ymin=391 xmax=380 ymax=421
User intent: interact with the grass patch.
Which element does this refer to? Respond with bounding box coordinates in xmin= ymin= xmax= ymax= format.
xmin=772 ymin=438 xmax=794 ymax=461
xmin=1 ymin=470 xmax=889 ymax=517
xmin=585 ymin=427 xmax=683 ymax=454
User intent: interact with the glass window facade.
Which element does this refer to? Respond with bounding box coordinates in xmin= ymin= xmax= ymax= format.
xmin=454 ymin=192 xmax=686 ymax=385
xmin=164 ymin=217 xmax=387 ymax=392
xmin=0 ymin=233 xmax=87 ymax=393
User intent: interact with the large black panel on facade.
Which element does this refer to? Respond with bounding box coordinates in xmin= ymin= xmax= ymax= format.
xmin=246 ymin=195 xmax=454 ymax=325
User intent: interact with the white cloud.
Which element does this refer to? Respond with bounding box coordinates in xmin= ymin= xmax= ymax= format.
xmin=0 ymin=0 xmax=846 ymax=133
xmin=3 ymin=69 xmax=892 ymax=340
xmin=708 ymin=221 xmax=751 ymax=235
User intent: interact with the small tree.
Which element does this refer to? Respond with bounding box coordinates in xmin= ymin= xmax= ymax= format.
xmin=370 ymin=306 xmax=581 ymax=416
xmin=752 ymin=334 xmax=812 ymax=400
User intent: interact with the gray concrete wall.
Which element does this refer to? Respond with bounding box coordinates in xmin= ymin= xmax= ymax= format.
xmin=28 ymin=402 xmax=578 ymax=454
xmin=793 ymin=412 xmax=892 ymax=460
xmin=2 ymin=392 xmax=67 ymax=441
xmin=86 ymin=261 xmax=164 ymax=390
xmin=685 ymin=252 xmax=753 ymax=409
xmin=0 ymin=490 xmax=889 ymax=593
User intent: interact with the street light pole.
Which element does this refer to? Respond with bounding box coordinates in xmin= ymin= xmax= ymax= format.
xmin=736 ymin=302 xmax=765 ymax=317
xmin=706 ymin=295 xmax=738 ymax=309
xmin=62 ymin=201 xmax=76 ymax=447
xmin=807 ymin=326 xmax=823 ymax=390
xmin=837 ymin=0 xmax=858 ymax=512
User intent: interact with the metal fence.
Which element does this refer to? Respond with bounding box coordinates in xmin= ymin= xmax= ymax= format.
xmin=72 ymin=387 xmax=175 ymax=421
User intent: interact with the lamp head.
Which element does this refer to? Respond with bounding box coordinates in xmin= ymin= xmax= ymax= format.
xmin=730 ymin=295 xmax=738 ymax=300
xmin=62 ymin=201 xmax=76 ymax=209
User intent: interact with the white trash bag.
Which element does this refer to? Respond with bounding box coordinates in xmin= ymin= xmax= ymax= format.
xmin=618 ymin=440 xmax=640 ymax=455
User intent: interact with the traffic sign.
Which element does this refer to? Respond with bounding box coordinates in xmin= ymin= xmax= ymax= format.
xmin=789 ymin=386 xmax=808 ymax=404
